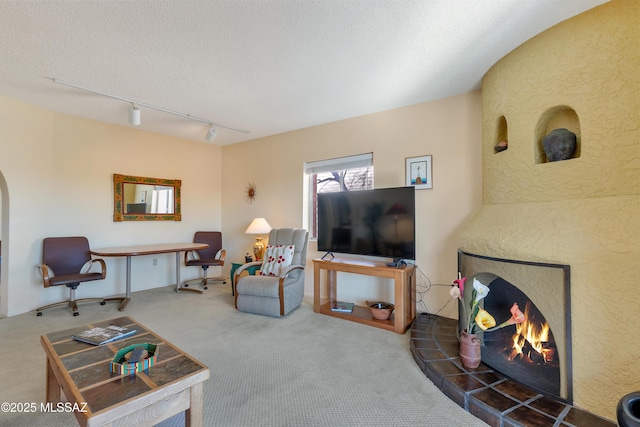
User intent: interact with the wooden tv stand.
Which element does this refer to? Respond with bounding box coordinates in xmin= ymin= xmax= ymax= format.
xmin=313 ymin=258 xmax=416 ymax=334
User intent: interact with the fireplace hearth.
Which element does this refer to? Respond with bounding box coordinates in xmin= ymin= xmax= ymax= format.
xmin=409 ymin=314 xmax=615 ymax=427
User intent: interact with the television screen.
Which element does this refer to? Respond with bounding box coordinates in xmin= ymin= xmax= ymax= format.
xmin=317 ymin=187 xmax=415 ymax=262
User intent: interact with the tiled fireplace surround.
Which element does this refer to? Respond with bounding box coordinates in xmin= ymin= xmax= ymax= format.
xmin=409 ymin=314 xmax=615 ymax=427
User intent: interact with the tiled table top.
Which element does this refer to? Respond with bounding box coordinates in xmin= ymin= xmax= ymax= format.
xmin=41 ymin=316 xmax=209 ymax=425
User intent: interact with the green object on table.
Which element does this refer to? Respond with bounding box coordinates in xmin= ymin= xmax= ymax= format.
xmin=230 ymin=262 xmax=261 ymax=291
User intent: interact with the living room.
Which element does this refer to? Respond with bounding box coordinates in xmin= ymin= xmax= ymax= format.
xmin=0 ymin=0 xmax=637 ymax=425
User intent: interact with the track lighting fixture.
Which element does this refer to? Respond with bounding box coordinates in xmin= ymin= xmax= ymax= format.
xmin=52 ymin=78 xmax=250 ymax=141
xmin=205 ymin=126 xmax=217 ymax=142
xmin=128 ymin=104 xmax=141 ymax=126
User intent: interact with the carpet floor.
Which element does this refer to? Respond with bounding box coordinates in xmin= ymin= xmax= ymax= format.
xmin=0 ymin=283 xmax=488 ymax=426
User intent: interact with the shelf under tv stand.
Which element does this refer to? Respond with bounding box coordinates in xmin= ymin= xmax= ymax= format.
xmin=312 ymin=258 xmax=416 ymax=334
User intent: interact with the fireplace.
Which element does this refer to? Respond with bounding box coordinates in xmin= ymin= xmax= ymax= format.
xmin=458 ymin=251 xmax=572 ymax=403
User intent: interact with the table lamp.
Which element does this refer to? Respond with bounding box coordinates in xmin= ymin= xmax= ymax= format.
xmin=245 ymin=217 xmax=272 ymax=261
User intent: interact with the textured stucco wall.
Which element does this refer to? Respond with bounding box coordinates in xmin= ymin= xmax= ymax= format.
xmin=460 ymin=0 xmax=639 ymax=420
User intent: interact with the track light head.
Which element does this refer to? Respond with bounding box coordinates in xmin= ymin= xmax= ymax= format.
xmin=205 ymin=126 xmax=217 ymax=142
xmin=53 ymin=79 xmax=250 ymax=135
xmin=128 ymin=104 xmax=141 ymax=126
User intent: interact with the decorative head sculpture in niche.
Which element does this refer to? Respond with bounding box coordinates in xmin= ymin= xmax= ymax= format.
xmin=543 ymin=128 xmax=577 ymax=162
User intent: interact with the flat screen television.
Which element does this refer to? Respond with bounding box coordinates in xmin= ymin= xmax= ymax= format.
xmin=317 ymin=187 xmax=415 ymax=265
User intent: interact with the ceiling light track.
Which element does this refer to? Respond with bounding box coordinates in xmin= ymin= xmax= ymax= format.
xmin=52 ymin=78 xmax=250 ymax=139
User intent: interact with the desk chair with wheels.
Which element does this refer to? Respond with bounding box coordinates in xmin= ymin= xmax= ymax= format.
xmin=182 ymin=231 xmax=227 ymax=293
xmin=37 ymin=236 xmax=108 ymax=317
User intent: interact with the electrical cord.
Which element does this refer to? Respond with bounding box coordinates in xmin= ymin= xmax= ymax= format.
xmin=412 ymin=263 xmax=457 ymax=316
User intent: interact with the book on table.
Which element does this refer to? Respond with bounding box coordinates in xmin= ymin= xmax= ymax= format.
xmin=330 ymin=301 xmax=355 ymax=313
xmin=72 ymin=324 xmax=137 ymax=346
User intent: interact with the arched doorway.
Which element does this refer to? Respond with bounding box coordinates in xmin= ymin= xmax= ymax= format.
xmin=0 ymin=170 xmax=8 ymax=317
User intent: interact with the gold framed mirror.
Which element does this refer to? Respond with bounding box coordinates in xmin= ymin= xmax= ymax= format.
xmin=113 ymin=174 xmax=181 ymax=221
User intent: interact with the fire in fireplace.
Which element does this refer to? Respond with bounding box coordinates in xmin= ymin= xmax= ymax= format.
xmin=509 ymin=302 xmax=554 ymax=364
xmin=458 ymin=251 xmax=572 ymax=403
xmin=482 ymin=277 xmax=561 ymax=398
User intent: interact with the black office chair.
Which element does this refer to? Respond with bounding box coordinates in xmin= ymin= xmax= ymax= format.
xmin=37 ymin=236 xmax=107 ymax=316
xmin=182 ymin=231 xmax=227 ymax=293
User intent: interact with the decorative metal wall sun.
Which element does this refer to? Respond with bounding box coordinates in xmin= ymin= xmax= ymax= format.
xmin=245 ymin=182 xmax=256 ymax=203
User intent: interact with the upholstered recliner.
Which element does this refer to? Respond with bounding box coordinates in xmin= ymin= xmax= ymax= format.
xmin=234 ymin=228 xmax=309 ymax=317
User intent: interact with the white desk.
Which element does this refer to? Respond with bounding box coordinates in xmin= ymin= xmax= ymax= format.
xmin=91 ymin=242 xmax=208 ymax=310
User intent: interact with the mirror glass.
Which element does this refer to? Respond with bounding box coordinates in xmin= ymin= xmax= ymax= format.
xmin=113 ymin=174 xmax=181 ymax=221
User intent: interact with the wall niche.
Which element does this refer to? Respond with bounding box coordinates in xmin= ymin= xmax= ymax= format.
xmin=494 ymin=115 xmax=509 ymax=153
xmin=535 ymin=106 xmax=581 ymax=164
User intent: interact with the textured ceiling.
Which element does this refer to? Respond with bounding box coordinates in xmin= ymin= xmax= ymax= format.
xmin=0 ymin=1 xmax=607 ymax=145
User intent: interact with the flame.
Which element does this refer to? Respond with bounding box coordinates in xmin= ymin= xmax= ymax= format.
xmin=508 ymin=301 xmax=551 ymax=362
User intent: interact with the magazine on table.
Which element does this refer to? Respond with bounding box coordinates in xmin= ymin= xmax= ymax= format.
xmin=72 ymin=324 xmax=137 ymax=346
xmin=330 ymin=301 xmax=355 ymax=313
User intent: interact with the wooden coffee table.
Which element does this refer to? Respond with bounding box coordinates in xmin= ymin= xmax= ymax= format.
xmin=40 ymin=316 xmax=209 ymax=427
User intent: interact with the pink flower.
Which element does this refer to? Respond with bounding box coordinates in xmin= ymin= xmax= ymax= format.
xmin=455 ymin=277 xmax=466 ymax=295
xmin=507 ymin=303 xmax=525 ymax=325
xmin=451 ymin=277 xmax=466 ymax=300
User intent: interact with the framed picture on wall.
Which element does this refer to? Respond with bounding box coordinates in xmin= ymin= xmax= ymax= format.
xmin=405 ymin=155 xmax=432 ymax=189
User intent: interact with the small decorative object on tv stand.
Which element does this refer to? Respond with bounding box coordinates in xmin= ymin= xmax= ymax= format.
xmin=368 ymin=301 xmax=394 ymax=320
xmin=330 ymin=301 xmax=354 ymax=313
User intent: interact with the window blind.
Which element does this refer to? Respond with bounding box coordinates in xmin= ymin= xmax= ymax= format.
xmin=304 ymin=153 xmax=372 ymax=175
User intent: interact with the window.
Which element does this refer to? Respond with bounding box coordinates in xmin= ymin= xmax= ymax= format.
xmin=151 ymin=186 xmax=174 ymax=214
xmin=304 ymin=153 xmax=373 ymax=239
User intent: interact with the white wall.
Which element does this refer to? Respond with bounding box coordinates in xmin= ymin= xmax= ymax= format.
xmin=0 ymin=96 xmax=223 ymax=317
xmin=221 ymin=92 xmax=483 ymax=315
xmin=0 ymin=91 xmax=482 ymax=318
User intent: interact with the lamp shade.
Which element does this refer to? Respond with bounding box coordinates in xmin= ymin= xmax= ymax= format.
xmin=245 ymin=218 xmax=272 ymax=234
xmin=245 ymin=218 xmax=272 ymax=261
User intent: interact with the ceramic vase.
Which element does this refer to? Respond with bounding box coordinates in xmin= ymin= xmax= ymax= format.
xmin=459 ymin=330 xmax=481 ymax=369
